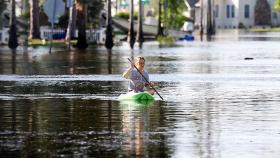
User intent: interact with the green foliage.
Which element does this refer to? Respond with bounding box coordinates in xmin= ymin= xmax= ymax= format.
xmin=150 ymin=0 xmax=188 ymax=30
xmin=0 ymin=0 xmax=7 ymax=15
xmin=156 ymin=35 xmax=176 ymax=46
xmin=87 ymin=0 xmax=104 ymax=28
xmin=274 ymin=0 xmax=280 ymax=12
xmin=166 ymin=0 xmax=189 ymax=29
xmin=115 ymin=12 xmax=130 ymax=19
xmin=115 ymin=12 xmax=138 ymax=20
xmin=170 ymin=14 xmax=190 ymax=29
xmin=20 ymin=11 xmax=30 ymax=19
xmin=58 ymin=12 xmax=68 ymax=28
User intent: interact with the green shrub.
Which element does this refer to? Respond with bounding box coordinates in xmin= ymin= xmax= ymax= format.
xmin=115 ymin=12 xmax=138 ymax=20
xmin=157 ymin=35 xmax=176 ymax=46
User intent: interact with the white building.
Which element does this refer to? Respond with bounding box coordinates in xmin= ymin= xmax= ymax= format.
xmin=191 ymin=0 xmax=280 ymax=30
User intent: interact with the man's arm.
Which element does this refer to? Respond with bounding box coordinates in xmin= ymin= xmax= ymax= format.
xmin=122 ymin=66 xmax=133 ymax=79
xmin=122 ymin=60 xmax=135 ymax=79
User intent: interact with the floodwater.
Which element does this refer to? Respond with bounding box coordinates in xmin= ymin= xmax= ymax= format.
xmin=1 ymin=31 xmax=280 ymax=157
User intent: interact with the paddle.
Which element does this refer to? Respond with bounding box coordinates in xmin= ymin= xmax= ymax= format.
xmin=128 ymin=58 xmax=164 ymax=100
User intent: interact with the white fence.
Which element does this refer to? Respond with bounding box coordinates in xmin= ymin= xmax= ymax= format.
xmin=40 ymin=27 xmax=106 ymax=44
xmin=0 ymin=27 xmax=106 ymax=45
xmin=0 ymin=28 xmax=9 ymax=44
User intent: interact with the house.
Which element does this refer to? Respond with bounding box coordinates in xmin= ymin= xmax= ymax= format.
xmin=185 ymin=0 xmax=280 ymax=30
xmin=184 ymin=0 xmax=200 ymax=22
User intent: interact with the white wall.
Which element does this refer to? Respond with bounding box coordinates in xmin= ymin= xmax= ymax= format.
xmin=238 ymin=0 xmax=255 ymax=28
xmin=213 ymin=0 xmax=280 ymax=29
xmin=215 ymin=0 xmax=240 ymax=29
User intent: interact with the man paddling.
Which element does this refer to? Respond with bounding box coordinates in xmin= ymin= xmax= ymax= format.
xmin=122 ymin=56 xmax=155 ymax=95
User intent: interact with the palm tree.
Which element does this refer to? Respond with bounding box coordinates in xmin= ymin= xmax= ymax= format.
xmin=157 ymin=0 xmax=163 ymax=36
xmin=200 ymin=0 xmax=204 ymax=40
xmin=127 ymin=0 xmax=135 ymax=49
xmin=75 ymin=0 xmax=88 ymax=49
xmin=29 ymin=0 xmax=40 ymax=39
xmin=163 ymin=0 xmax=168 ymax=36
xmin=136 ymin=0 xmax=143 ymax=47
xmin=105 ymin=0 xmax=114 ymax=49
xmin=8 ymin=0 xmax=18 ymax=50
xmin=0 ymin=0 xmax=7 ymax=28
xmin=207 ymin=0 xmax=213 ymax=36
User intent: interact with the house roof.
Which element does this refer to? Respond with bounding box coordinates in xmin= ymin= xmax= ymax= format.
xmin=185 ymin=0 xmax=199 ymax=8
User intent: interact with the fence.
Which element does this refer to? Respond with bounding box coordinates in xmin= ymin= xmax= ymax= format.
xmin=0 ymin=28 xmax=9 ymax=44
xmin=0 ymin=27 xmax=106 ymax=45
xmin=40 ymin=27 xmax=106 ymax=44
xmin=40 ymin=28 xmax=66 ymax=40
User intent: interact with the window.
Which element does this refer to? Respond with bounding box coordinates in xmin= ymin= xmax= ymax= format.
xmin=273 ymin=12 xmax=278 ymax=19
xmin=226 ymin=5 xmax=230 ymax=18
xmin=231 ymin=5 xmax=235 ymax=18
xmin=245 ymin=5 xmax=250 ymax=18
xmin=215 ymin=5 xmax=219 ymax=18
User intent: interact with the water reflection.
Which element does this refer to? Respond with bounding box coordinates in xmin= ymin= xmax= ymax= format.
xmin=1 ymin=31 xmax=280 ymax=157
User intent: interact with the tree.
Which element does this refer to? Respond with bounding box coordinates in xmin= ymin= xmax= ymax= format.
xmin=0 ymin=0 xmax=7 ymax=28
xmin=29 ymin=0 xmax=40 ymax=39
xmin=255 ymin=0 xmax=271 ymax=25
xmin=163 ymin=0 xmax=168 ymax=35
xmin=8 ymin=0 xmax=18 ymax=50
xmin=274 ymin=0 xmax=280 ymax=11
xmin=206 ymin=0 xmax=213 ymax=36
xmin=75 ymin=0 xmax=88 ymax=49
xmin=157 ymin=0 xmax=163 ymax=36
xmin=167 ymin=0 xmax=187 ymax=30
xmin=127 ymin=0 xmax=135 ymax=49
xmin=105 ymin=0 xmax=114 ymax=49
xmin=87 ymin=0 xmax=104 ymax=28
xmin=74 ymin=0 xmax=104 ymax=49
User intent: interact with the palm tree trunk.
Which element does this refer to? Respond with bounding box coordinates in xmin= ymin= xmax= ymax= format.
xmin=29 ymin=0 xmax=40 ymax=39
xmin=207 ymin=0 xmax=213 ymax=36
xmin=136 ymin=0 xmax=143 ymax=47
xmin=8 ymin=0 xmax=18 ymax=50
xmin=75 ymin=0 xmax=88 ymax=49
xmin=127 ymin=0 xmax=135 ymax=49
xmin=105 ymin=0 xmax=114 ymax=49
xmin=157 ymin=0 xmax=163 ymax=37
xmin=163 ymin=0 xmax=168 ymax=36
xmin=200 ymin=0 xmax=204 ymax=41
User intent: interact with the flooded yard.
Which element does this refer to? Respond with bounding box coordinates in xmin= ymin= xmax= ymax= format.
xmin=1 ymin=31 xmax=280 ymax=157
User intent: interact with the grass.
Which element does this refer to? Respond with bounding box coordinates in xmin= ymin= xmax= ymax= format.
xmin=28 ymin=39 xmax=77 ymax=46
xmin=156 ymin=35 xmax=176 ymax=46
xmin=249 ymin=27 xmax=280 ymax=32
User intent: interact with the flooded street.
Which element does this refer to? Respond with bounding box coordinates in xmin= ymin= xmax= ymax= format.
xmin=1 ymin=32 xmax=280 ymax=157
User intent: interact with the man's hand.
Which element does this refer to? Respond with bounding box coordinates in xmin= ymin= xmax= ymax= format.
xmin=145 ymin=82 xmax=155 ymax=88
xmin=130 ymin=59 xmax=135 ymax=68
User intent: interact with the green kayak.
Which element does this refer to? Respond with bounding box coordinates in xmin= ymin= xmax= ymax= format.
xmin=118 ymin=91 xmax=155 ymax=101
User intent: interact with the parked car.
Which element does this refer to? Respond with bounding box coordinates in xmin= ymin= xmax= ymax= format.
xmin=181 ymin=21 xmax=194 ymax=32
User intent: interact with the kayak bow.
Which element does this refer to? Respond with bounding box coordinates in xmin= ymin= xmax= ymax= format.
xmin=118 ymin=91 xmax=155 ymax=101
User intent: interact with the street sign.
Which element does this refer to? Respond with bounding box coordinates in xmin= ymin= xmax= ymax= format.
xmin=43 ymin=0 xmax=65 ymax=23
